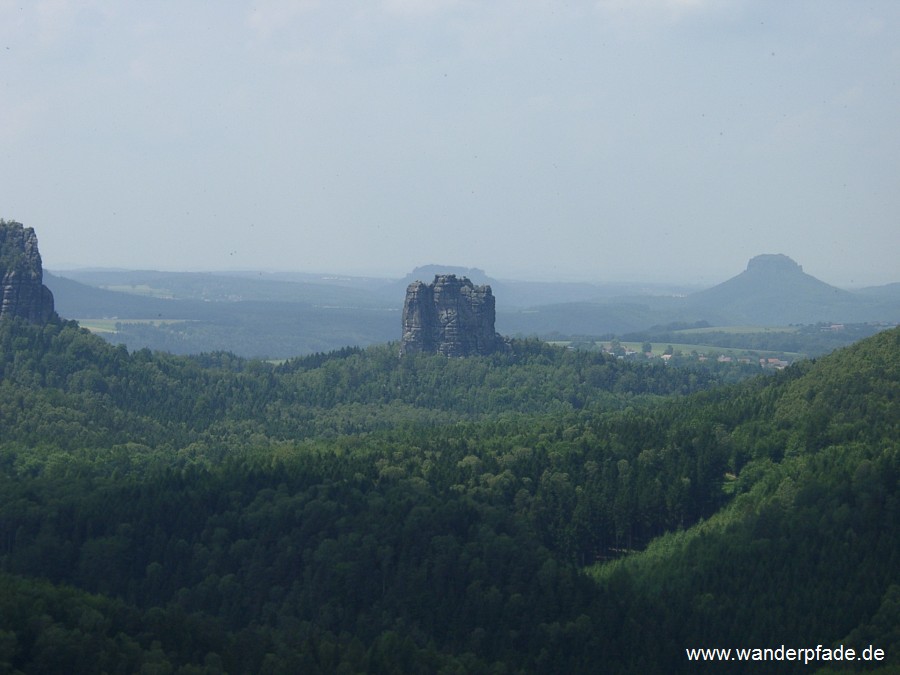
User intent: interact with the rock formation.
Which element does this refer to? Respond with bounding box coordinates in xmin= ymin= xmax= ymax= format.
xmin=400 ymin=275 xmax=504 ymax=357
xmin=0 ymin=220 xmax=56 ymax=323
xmin=744 ymin=253 xmax=804 ymax=275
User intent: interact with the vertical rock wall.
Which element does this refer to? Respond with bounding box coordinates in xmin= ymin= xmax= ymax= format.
xmin=401 ymin=275 xmax=503 ymax=356
xmin=0 ymin=221 xmax=56 ymax=324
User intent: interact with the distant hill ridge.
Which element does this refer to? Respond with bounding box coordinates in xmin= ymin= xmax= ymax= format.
xmin=40 ymin=252 xmax=900 ymax=356
xmin=690 ymin=253 xmax=851 ymax=299
xmin=683 ymin=253 xmax=873 ymax=325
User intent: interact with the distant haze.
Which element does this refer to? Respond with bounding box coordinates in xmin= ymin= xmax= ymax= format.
xmin=2 ymin=2 xmax=898 ymax=286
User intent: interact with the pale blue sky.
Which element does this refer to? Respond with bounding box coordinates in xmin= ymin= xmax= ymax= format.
xmin=2 ymin=1 xmax=898 ymax=285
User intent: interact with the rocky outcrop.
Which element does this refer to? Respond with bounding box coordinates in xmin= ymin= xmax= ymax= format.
xmin=744 ymin=253 xmax=804 ymax=275
xmin=401 ymin=275 xmax=504 ymax=356
xmin=0 ymin=220 xmax=56 ymax=323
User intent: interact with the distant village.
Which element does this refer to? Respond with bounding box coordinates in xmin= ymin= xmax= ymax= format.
xmin=557 ymin=322 xmax=898 ymax=371
xmin=610 ymin=345 xmax=790 ymax=369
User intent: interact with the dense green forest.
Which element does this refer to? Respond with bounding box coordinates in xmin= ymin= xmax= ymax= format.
xmin=0 ymin=317 xmax=897 ymax=673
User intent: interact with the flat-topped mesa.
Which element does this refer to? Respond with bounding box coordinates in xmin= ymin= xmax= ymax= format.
xmin=0 ymin=220 xmax=56 ymax=324
xmin=745 ymin=253 xmax=803 ymax=275
xmin=400 ymin=274 xmax=504 ymax=357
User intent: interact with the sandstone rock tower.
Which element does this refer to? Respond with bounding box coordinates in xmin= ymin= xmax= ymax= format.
xmin=0 ymin=220 xmax=56 ymax=323
xmin=400 ymin=275 xmax=503 ymax=357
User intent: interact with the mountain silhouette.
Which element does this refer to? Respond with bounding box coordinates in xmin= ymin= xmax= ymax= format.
xmin=684 ymin=254 xmax=865 ymax=324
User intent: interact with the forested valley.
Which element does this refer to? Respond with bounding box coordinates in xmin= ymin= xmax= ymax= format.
xmin=0 ymin=317 xmax=897 ymax=673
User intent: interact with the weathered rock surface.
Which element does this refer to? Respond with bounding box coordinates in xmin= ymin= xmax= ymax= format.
xmin=401 ymin=275 xmax=504 ymax=356
xmin=0 ymin=220 xmax=56 ymax=323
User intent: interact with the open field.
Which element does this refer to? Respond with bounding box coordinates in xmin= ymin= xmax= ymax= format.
xmin=673 ymin=325 xmax=800 ymax=335
xmin=551 ymin=340 xmax=805 ymax=360
xmin=620 ymin=342 xmax=806 ymax=359
xmin=76 ymin=318 xmax=191 ymax=334
xmin=99 ymin=284 xmax=175 ymax=299
xmin=627 ymin=342 xmax=805 ymax=359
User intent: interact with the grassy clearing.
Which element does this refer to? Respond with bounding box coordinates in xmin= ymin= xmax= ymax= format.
xmin=76 ymin=318 xmax=191 ymax=334
xmin=674 ymin=325 xmax=799 ymax=335
xmin=553 ymin=325 xmax=809 ymax=359
xmin=100 ymin=284 xmax=174 ymax=299
xmin=624 ymin=342 xmax=804 ymax=359
xmin=556 ymin=340 xmax=804 ymax=359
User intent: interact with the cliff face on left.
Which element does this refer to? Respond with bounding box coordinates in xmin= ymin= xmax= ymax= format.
xmin=0 ymin=220 xmax=56 ymax=323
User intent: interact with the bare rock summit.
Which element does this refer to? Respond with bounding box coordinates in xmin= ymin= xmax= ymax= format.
xmin=0 ymin=220 xmax=56 ymax=324
xmin=401 ymin=274 xmax=505 ymax=357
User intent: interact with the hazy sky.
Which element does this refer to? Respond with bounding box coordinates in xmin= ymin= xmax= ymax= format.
xmin=2 ymin=1 xmax=898 ymax=285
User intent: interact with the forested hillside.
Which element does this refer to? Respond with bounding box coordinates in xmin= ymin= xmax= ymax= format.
xmin=0 ymin=317 xmax=896 ymax=673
